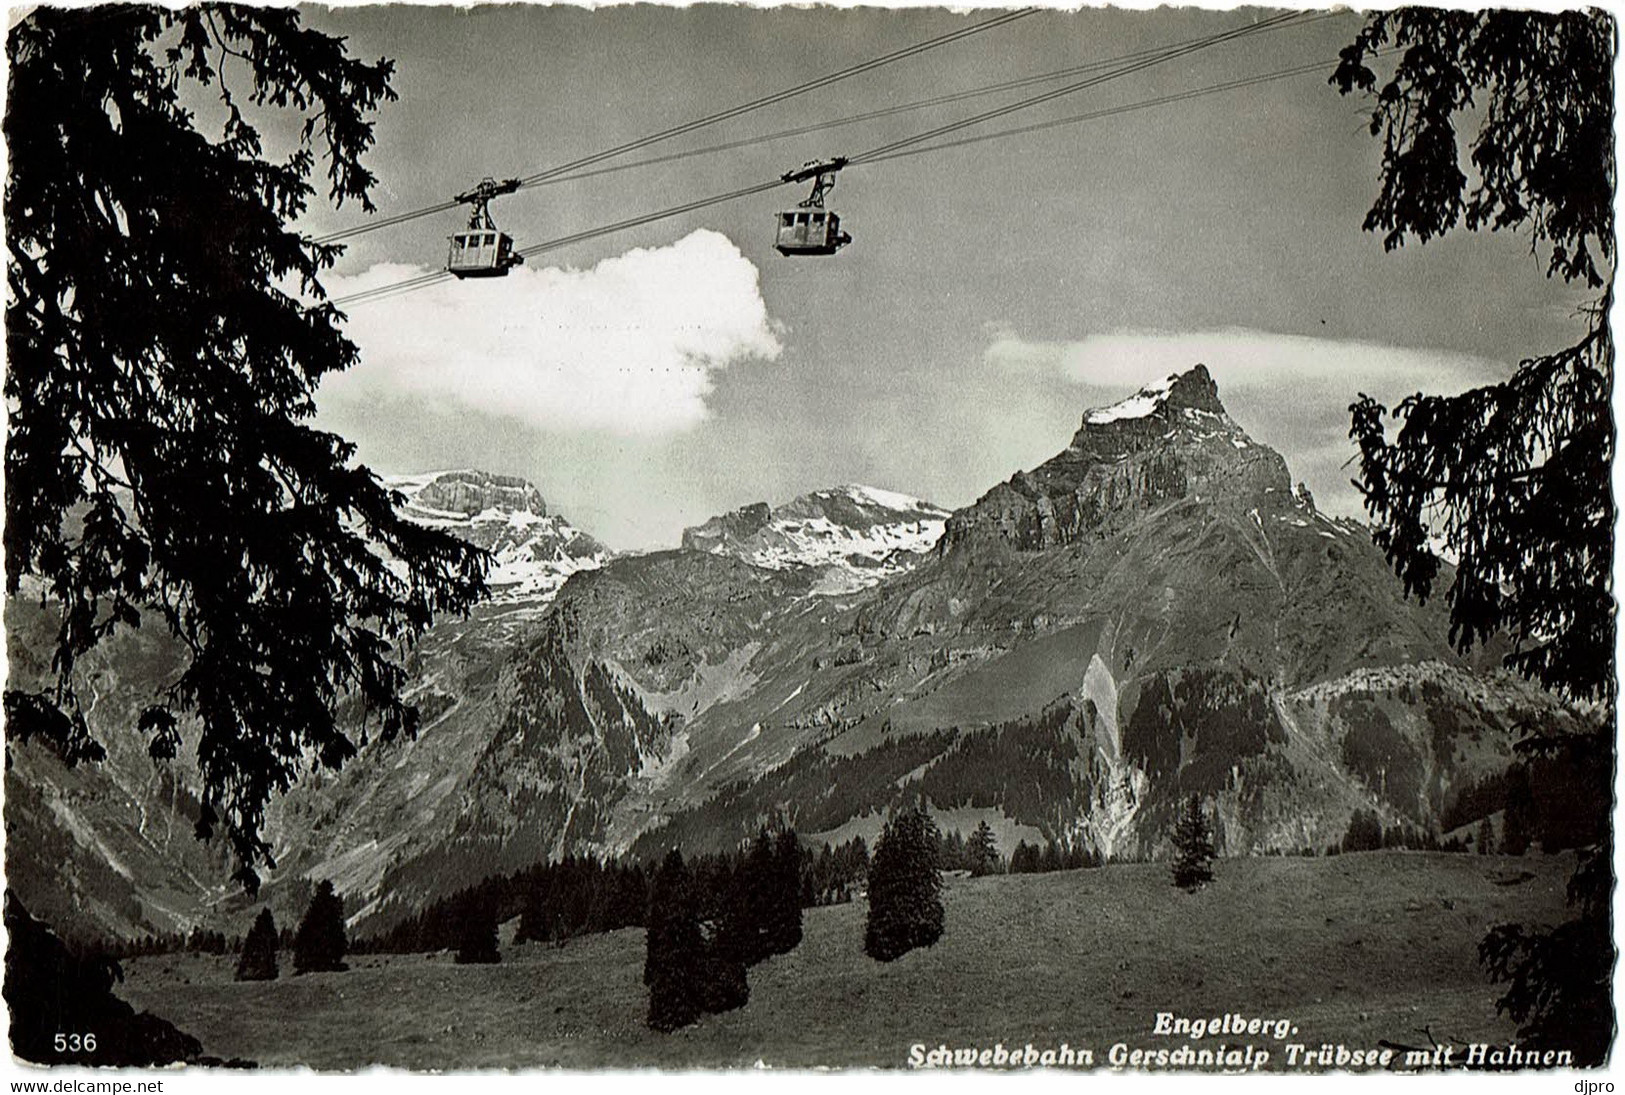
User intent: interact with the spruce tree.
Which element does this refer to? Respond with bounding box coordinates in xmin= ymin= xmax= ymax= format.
xmin=1502 ymin=774 xmax=1534 ymax=857
xmin=455 ymin=894 xmax=500 ymax=965
xmin=645 ymin=850 xmax=703 ymax=1032
xmin=1335 ymin=20 xmax=1614 ymax=1060
xmin=235 ymin=909 xmax=278 ymax=982
xmin=720 ymin=831 xmax=775 ymax=968
xmin=768 ymin=829 xmax=804 ymax=957
xmin=864 ymin=806 xmax=944 ymax=962
xmin=515 ymin=884 xmax=549 ymax=945
xmin=1341 ymin=808 xmax=1384 ymax=853
xmin=1171 ymin=795 xmax=1216 ymax=891
xmin=292 ymin=880 xmax=347 ymax=974
xmin=967 ymin=821 xmax=999 ymax=877
xmin=696 ymin=939 xmax=750 ymax=1016
xmin=4 ymin=5 xmax=489 ymax=894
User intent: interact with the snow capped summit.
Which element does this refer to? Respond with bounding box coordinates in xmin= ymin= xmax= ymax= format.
xmin=387 ymin=469 xmax=609 ymax=606
xmin=681 ymin=483 xmax=950 ymax=591
xmin=1082 ymin=372 xmax=1180 ymax=425
xmin=1080 ymin=363 xmax=1227 ymax=427
xmin=944 ymin=364 xmax=1288 ymax=553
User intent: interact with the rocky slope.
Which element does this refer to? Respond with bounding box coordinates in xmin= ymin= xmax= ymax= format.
xmin=4 ymin=469 xmax=612 ymax=937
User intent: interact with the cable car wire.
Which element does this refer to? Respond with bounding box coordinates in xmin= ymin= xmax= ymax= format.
xmin=314 ymin=7 xmax=1038 ymax=245
xmin=860 ymin=53 xmax=1386 ymax=167
xmin=332 ymin=177 xmax=789 ymax=306
xmin=496 ymin=11 xmax=1346 ymax=197
xmin=847 ymin=10 xmax=1308 ymax=166
xmin=330 ymin=12 xmax=1331 ymax=309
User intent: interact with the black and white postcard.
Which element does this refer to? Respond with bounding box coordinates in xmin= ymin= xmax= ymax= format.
xmin=2 ymin=1 xmax=1616 ymax=1081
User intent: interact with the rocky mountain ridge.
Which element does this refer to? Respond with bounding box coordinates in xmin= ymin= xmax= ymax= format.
xmin=386 ymin=469 xmax=610 ymax=607
xmin=681 ymin=484 xmax=951 ymax=592
xmin=4 ymin=366 xmax=1587 ymax=943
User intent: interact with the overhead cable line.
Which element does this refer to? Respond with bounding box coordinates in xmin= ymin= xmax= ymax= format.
xmin=860 ymin=54 xmax=1386 ymax=167
xmin=846 ymin=10 xmax=1309 ymax=166
xmin=505 ymin=11 xmax=1346 ymax=195
xmin=332 ymin=177 xmax=788 ymax=307
xmin=331 ymin=13 xmax=1327 ymax=309
xmin=314 ymin=7 xmax=1038 ymax=245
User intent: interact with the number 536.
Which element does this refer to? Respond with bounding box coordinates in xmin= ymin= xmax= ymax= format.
xmin=54 ymin=1032 xmax=96 ymax=1052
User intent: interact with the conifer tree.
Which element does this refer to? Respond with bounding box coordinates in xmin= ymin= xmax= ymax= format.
xmin=4 ymin=4 xmax=489 ymax=894
xmin=292 ymin=880 xmax=347 ymax=974
xmin=455 ymin=894 xmax=500 ymax=965
xmin=864 ymin=806 xmax=944 ymax=962
xmin=1341 ymin=808 xmax=1384 ymax=853
xmin=234 ymin=909 xmax=278 ymax=982
xmin=967 ymin=821 xmax=999 ymax=877
xmin=1502 ymin=775 xmax=1533 ymax=857
xmin=768 ymin=829 xmax=804 ymax=957
xmin=719 ymin=831 xmax=775 ymax=968
xmin=645 ymin=850 xmax=703 ymax=1032
xmin=696 ymin=937 xmax=750 ymax=1016
xmin=1171 ymin=795 xmax=1216 ymax=891
xmin=515 ymin=885 xmax=549 ymax=945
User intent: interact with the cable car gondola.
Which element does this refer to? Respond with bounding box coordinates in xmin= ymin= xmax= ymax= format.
xmin=775 ymin=157 xmax=851 ymax=257
xmin=447 ymin=177 xmax=525 ymax=278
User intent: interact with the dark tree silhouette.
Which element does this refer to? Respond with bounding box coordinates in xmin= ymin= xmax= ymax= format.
xmin=454 ymin=894 xmax=500 ymax=965
xmin=1332 ymin=10 xmax=1614 ymax=704
xmin=1333 ymin=9 xmax=1615 ymax=1065
xmin=645 ymin=850 xmax=704 ymax=1032
xmin=235 ymin=908 xmax=278 ymax=982
xmin=1481 ymin=814 xmax=1614 ymax=1067
xmin=4 ymin=4 xmax=489 ymax=892
xmin=768 ymin=829 xmax=804 ymax=957
xmin=967 ymin=820 xmax=999 ymax=876
xmin=1009 ymin=839 xmax=1040 ymax=874
xmin=716 ymin=826 xmax=802 ymax=967
xmin=1341 ymin=808 xmax=1384 ymax=854
xmin=719 ymin=830 xmax=775 ymax=968
xmin=1170 ymin=795 xmax=1215 ymax=891
xmin=4 ymin=892 xmax=202 ymax=1065
xmin=864 ymin=806 xmax=944 ymax=962
xmin=1501 ymin=767 xmax=1533 ymax=857
xmin=292 ymin=880 xmax=347 ymax=974
xmin=695 ymin=938 xmax=750 ymax=1017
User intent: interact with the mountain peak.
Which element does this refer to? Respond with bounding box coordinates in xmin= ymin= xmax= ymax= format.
xmin=943 ymin=363 xmax=1288 ymax=553
xmin=682 ymin=484 xmax=950 ymax=590
xmin=389 ymin=468 xmax=548 ymax=520
xmin=386 ymin=469 xmax=608 ymax=606
xmin=1080 ymin=364 xmax=1222 ymax=427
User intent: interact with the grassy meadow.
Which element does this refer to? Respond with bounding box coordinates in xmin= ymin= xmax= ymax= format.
xmin=117 ymin=851 xmax=1573 ymax=1070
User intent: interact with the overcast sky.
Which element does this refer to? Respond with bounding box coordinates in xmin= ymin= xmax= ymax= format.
xmin=299 ymin=4 xmax=1590 ymax=549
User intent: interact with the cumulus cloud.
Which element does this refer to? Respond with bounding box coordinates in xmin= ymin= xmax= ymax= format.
xmin=319 ymin=230 xmax=782 ymax=435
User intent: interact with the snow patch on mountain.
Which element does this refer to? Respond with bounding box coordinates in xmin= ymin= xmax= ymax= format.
xmin=1082 ymin=372 xmax=1178 ymax=424
xmin=386 ymin=469 xmax=610 ymax=605
xmin=680 ymin=484 xmax=950 ymax=590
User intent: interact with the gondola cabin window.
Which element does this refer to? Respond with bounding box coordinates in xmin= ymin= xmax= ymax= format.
xmin=447 ymin=230 xmax=520 ymax=278
xmin=774 ymin=210 xmax=849 ymax=257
